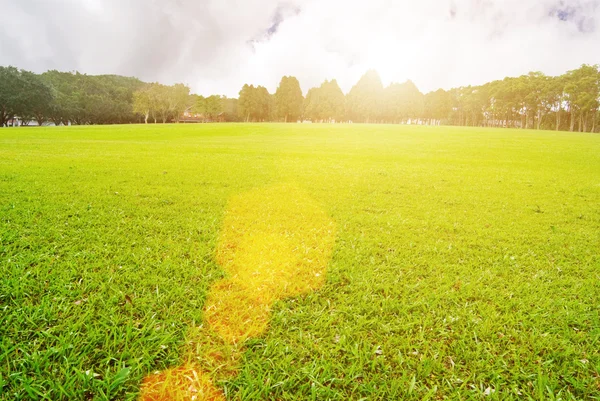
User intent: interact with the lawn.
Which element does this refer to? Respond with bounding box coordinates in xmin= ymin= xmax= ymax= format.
xmin=1 ymin=123 xmax=599 ymax=400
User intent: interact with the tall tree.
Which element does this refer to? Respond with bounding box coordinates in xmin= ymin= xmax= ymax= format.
xmin=168 ymin=83 xmax=192 ymax=123
xmin=0 ymin=66 xmax=23 ymax=127
xmin=303 ymin=87 xmax=320 ymax=122
xmin=42 ymin=70 xmax=78 ymax=125
xmin=238 ymin=84 xmax=255 ymax=122
xmin=424 ymin=89 xmax=451 ymax=125
xmin=346 ymin=70 xmax=384 ymax=123
xmin=238 ymin=84 xmax=272 ymax=122
xmin=133 ymin=84 xmax=153 ymax=124
xmin=19 ymin=71 xmax=55 ymax=126
xmin=220 ymin=97 xmax=239 ymax=122
xmin=564 ymin=64 xmax=600 ymax=132
xmin=303 ymin=79 xmax=345 ymax=122
xmin=275 ymin=76 xmax=303 ymax=122
xmin=384 ymin=80 xmax=424 ymax=123
xmin=543 ymin=75 xmax=566 ymax=131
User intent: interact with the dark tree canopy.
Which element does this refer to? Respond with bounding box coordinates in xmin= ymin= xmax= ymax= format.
xmin=42 ymin=71 xmax=144 ymax=125
xmin=1 ymin=66 xmax=55 ymax=127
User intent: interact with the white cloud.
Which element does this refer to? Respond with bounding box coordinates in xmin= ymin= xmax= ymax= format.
xmin=0 ymin=0 xmax=599 ymax=96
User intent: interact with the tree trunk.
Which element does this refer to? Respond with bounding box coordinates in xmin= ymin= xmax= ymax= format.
xmin=285 ymin=114 xmax=288 ymax=123
xmin=36 ymin=115 xmax=45 ymax=127
xmin=0 ymin=107 xmax=7 ymax=127
xmin=569 ymin=111 xmax=575 ymax=132
xmin=144 ymin=112 xmax=149 ymax=124
xmin=556 ymin=105 xmax=560 ymax=131
xmin=578 ymin=114 xmax=582 ymax=132
xmin=3 ymin=112 xmax=15 ymax=127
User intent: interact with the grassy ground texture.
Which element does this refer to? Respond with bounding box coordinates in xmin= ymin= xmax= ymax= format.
xmin=0 ymin=123 xmax=599 ymax=400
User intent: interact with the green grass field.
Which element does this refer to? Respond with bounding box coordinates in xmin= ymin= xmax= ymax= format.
xmin=1 ymin=124 xmax=599 ymax=400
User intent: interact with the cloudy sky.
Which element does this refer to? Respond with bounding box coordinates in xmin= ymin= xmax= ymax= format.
xmin=1 ymin=0 xmax=599 ymax=96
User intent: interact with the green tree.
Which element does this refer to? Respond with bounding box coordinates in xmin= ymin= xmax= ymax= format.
xmin=238 ymin=84 xmax=272 ymax=122
xmin=0 ymin=66 xmax=24 ymax=126
xmin=303 ymin=87 xmax=320 ymax=121
xmin=274 ymin=76 xmax=303 ymax=122
xmin=0 ymin=66 xmax=56 ymax=127
xmin=384 ymin=80 xmax=424 ymax=124
xmin=133 ymin=85 xmax=153 ymax=124
xmin=304 ymin=79 xmax=345 ymax=122
xmin=542 ymin=76 xmax=566 ymax=131
xmin=220 ymin=97 xmax=239 ymax=122
xmin=168 ymin=84 xmax=192 ymax=123
xmin=424 ymin=89 xmax=451 ymax=125
xmin=564 ymin=64 xmax=600 ymax=132
xmin=346 ymin=70 xmax=384 ymax=123
xmin=19 ymin=70 xmax=55 ymax=126
xmin=42 ymin=70 xmax=79 ymax=125
xmin=193 ymin=95 xmax=222 ymax=121
xmin=238 ymin=84 xmax=254 ymax=122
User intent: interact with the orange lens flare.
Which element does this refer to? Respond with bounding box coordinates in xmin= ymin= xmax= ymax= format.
xmin=140 ymin=184 xmax=336 ymax=400
xmin=140 ymin=364 xmax=225 ymax=401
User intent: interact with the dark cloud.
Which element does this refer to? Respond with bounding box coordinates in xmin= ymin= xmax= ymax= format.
xmin=267 ymin=3 xmax=302 ymax=36
xmin=549 ymin=0 xmax=598 ymax=32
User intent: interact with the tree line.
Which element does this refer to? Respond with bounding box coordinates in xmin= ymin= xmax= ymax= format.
xmin=235 ymin=65 xmax=600 ymax=132
xmin=0 ymin=67 xmax=145 ymax=127
xmin=1 ymin=64 xmax=599 ymax=132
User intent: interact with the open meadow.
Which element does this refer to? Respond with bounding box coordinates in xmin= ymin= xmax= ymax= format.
xmin=1 ymin=123 xmax=599 ymax=400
